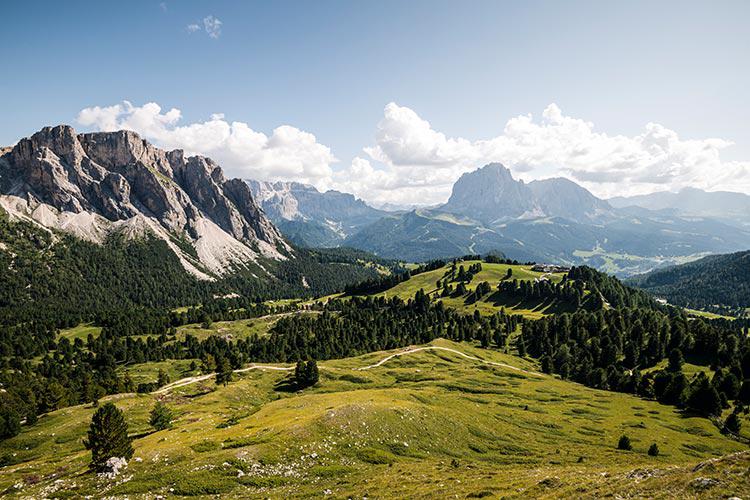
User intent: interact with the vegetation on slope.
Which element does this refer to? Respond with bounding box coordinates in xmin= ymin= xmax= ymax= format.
xmin=1 ymin=339 xmax=748 ymax=498
xmin=627 ymin=250 xmax=750 ymax=316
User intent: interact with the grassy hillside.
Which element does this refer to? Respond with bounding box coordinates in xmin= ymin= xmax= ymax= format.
xmin=2 ymin=339 xmax=747 ymax=498
xmin=375 ymin=260 xmax=571 ymax=319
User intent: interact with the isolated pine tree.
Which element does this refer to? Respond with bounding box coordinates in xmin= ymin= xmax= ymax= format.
xmin=215 ymin=358 xmax=233 ymax=386
xmin=83 ymin=403 xmax=133 ymax=471
xmin=723 ymin=413 xmax=742 ymax=434
xmin=157 ymin=369 xmax=170 ymax=387
xmin=617 ymin=435 xmax=632 ymax=451
xmin=647 ymin=443 xmax=659 ymax=456
xmin=149 ymin=401 xmax=173 ymax=431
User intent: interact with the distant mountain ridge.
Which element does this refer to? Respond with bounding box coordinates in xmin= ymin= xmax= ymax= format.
xmin=343 ymin=163 xmax=750 ymax=275
xmin=0 ymin=125 xmax=289 ymax=279
xmin=609 ymin=187 xmax=750 ymax=226
xmin=247 ymin=179 xmax=387 ymax=247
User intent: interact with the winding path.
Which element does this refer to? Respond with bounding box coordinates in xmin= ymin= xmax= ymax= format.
xmin=154 ymin=344 xmax=541 ymax=394
xmin=357 ymin=346 xmax=542 ymax=376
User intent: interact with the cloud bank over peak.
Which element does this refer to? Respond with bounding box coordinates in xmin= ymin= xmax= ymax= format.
xmin=77 ymin=101 xmax=336 ymax=186
xmin=347 ymin=102 xmax=750 ymax=205
xmin=76 ymin=100 xmax=750 ymax=207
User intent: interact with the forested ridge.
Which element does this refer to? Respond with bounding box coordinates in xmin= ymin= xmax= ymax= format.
xmin=3 ymin=254 xmax=750 ymax=442
xmin=627 ymin=250 xmax=750 ymax=315
xmin=0 ymin=210 xmax=383 ymax=327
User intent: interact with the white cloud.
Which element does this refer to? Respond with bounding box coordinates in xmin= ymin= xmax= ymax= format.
xmin=186 ymin=15 xmax=222 ymax=38
xmin=338 ymin=102 xmax=750 ymax=204
xmin=76 ymin=100 xmax=750 ymax=207
xmin=203 ymin=15 xmax=222 ymax=39
xmin=77 ymin=101 xmax=336 ymax=186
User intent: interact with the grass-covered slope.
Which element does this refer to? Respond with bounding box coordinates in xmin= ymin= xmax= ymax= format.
xmin=627 ymin=250 xmax=750 ymax=315
xmin=1 ymin=339 xmax=747 ymax=498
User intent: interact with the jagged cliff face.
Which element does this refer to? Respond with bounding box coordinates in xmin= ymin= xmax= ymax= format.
xmin=442 ymin=163 xmax=613 ymax=224
xmin=0 ymin=125 xmax=290 ymax=279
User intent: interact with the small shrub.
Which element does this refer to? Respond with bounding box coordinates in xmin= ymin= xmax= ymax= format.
xmin=648 ymin=443 xmax=659 ymax=456
xmin=358 ymin=447 xmax=396 ymax=465
xmin=617 ymin=435 xmax=632 ymax=451
xmin=190 ymin=440 xmax=220 ymax=453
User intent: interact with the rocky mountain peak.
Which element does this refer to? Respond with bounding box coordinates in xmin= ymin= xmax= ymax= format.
xmin=443 ymin=163 xmax=534 ymax=222
xmin=441 ymin=163 xmax=613 ymax=224
xmin=0 ymin=125 xmax=290 ymax=279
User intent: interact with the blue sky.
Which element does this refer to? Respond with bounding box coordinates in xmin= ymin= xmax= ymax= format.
xmin=1 ymin=0 xmax=749 ymax=205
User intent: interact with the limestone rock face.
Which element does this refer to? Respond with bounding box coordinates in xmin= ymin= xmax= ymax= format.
xmin=0 ymin=125 xmax=290 ymax=278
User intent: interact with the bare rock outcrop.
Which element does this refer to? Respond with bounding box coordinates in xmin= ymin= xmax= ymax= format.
xmin=0 ymin=125 xmax=291 ymax=278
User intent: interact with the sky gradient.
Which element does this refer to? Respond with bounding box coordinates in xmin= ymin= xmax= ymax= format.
xmin=1 ymin=0 xmax=748 ymax=205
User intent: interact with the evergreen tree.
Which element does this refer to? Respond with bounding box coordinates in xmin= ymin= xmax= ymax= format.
xmin=667 ymin=348 xmax=684 ymax=372
xmin=215 ymin=358 xmax=233 ymax=386
xmin=686 ymin=374 xmax=722 ymax=416
xmin=0 ymin=406 xmax=21 ymax=439
xmin=83 ymin=403 xmax=134 ymax=471
xmin=157 ymin=369 xmax=170 ymax=387
xmin=617 ymin=435 xmax=632 ymax=450
xmin=149 ymin=401 xmax=173 ymax=431
xmin=647 ymin=443 xmax=659 ymax=456
xmin=723 ymin=412 xmax=741 ymax=434
xmin=305 ymin=359 xmax=319 ymax=386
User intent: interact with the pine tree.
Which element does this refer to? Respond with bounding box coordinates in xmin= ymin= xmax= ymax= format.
xmin=686 ymin=374 xmax=722 ymax=416
xmin=617 ymin=435 xmax=632 ymax=451
xmin=83 ymin=403 xmax=134 ymax=471
xmin=647 ymin=443 xmax=659 ymax=456
xmin=149 ymin=401 xmax=173 ymax=431
xmin=157 ymin=369 xmax=170 ymax=387
xmin=215 ymin=358 xmax=233 ymax=386
xmin=0 ymin=406 xmax=21 ymax=439
xmin=304 ymin=359 xmax=319 ymax=386
xmin=723 ymin=412 xmax=742 ymax=434
xmin=667 ymin=348 xmax=684 ymax=372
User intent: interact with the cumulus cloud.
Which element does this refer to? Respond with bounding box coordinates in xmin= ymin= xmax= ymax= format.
xmin=76 ymin=100 xmax=750 ymax=207
xmin=186 ymin=15 xmax=222 ymax=38
xmin=77 ymin=101 xmax=336 ymax=185
xmin=202 ymin=15 xmax=222 ymax=39
xmin=337 ymin=102 xmax=750 ymax=205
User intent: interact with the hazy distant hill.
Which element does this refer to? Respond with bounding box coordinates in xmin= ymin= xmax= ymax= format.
xmin=609 ymin=187 xmax=750 ymax=226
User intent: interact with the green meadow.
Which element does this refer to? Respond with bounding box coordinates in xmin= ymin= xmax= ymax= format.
xmin=2 ymin=338 xmax=748 ymax=498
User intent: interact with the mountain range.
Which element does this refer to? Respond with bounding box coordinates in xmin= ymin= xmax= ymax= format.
xmin=3 ymin=126 xmax=750 ymax=280
xmin=342 ymin=164 xmax=750 ymax=275
xmin=246 ymin=180 xmax=387 ymax=247
xmin=0 ymin=125 xmax=290 ymax=280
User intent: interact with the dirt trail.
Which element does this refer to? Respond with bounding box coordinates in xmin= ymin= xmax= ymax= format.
xmin=155 ymin=345 xmax=540 ymax=394
xmin=155 ymin=364 xmax=293 ymax=393
xmin=357 ymin=346 xmax=543 ymax=376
